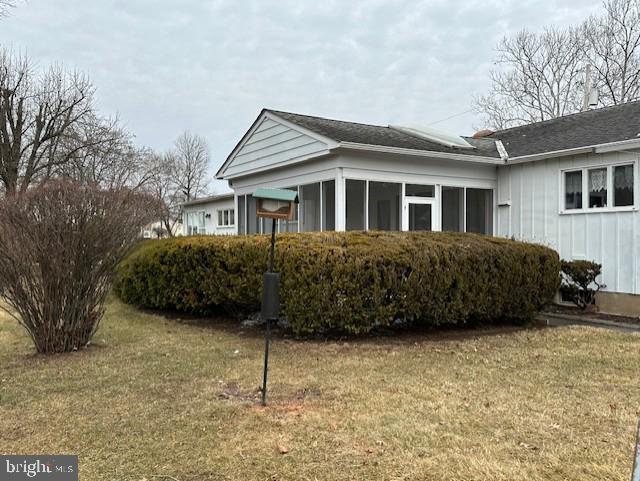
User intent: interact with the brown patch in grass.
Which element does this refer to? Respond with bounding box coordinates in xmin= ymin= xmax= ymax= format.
xmin=1 ymin=298 xmax=639 ymax=481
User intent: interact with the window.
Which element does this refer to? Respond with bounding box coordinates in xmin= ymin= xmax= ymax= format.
xmin=563 ymin=162 xmax=636 ymax=212
xmin=322 ymin=180 xmax=335 ymax=231
xmin=185 ymin=211 xmax=205 ymax=235
xmin=441 ymin=187 xmax=464 ymax=232
xmin=217 ymin=208 xmax=235 ymax=227
xmin=279 ymin=186 xmax=299 ymax=232
xmin=247 ymin=195 xmax=259 ymax=234
xmin=406 ymin=184 xmax=435 ymax=197
xmin=588 ymin=168 xmax=607 ymax=208
xmin=368 ymin=181 xmax=401 ymax=231
xmin=346 ymin=179 xmax=366 ymax=230
xmin=301 ymin=183 xmax=320 ymax=232
xmin=466 ymin=188 xmax=493 ymax=234
xmin=565 ymin=171 xmax=582 ymax=210
xmin=614 ymin=164 xmax=634 ymax=207
xmin=237 ymin=196 xmax=246 ymax=234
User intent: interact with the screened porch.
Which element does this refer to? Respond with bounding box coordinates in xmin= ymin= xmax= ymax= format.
xmin=236 ymin=179 xmax=493 ymax=235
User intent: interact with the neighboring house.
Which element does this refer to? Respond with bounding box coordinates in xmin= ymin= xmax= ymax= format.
xmin=142 ymin=220 xmax=181 ymax=239
xmin=182 ymin=193 xmax=235 ymax=235
xmin=205 ymin=103 xmax=640 ymax=314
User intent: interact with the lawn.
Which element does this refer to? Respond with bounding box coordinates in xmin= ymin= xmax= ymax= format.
xmin=1 ymin=299 xmax=639 ymax=481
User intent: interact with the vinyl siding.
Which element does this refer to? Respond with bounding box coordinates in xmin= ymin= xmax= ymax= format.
xmin=497 ymin=151 xmax=640 ymax=294
xmin=224 ymin=117 xmax=330 ymax=178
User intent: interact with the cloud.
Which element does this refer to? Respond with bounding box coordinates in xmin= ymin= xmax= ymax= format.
xmin=0 ymin=0 xmax=603 ymax=191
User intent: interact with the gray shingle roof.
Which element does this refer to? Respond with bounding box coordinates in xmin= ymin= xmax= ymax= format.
xmin=490 ymin=100 xmax=640 ymax=158
xmin=268 ymin=110 xmax=500 ymax=158
xmin=182 ymin=192 xmax=234 ymax=207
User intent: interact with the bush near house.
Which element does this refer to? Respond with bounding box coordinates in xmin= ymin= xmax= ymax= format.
xmin=115 ymin=232 xmax=560 ymax=334
xmin=560 ymin=259 xmax=604 ymax=309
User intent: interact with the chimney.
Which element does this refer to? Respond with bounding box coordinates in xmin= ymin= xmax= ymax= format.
xmin=472 ymin=129 xmax=495 ymax=139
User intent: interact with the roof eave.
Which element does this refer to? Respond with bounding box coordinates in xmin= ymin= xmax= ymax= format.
xmin=337 ymin=142 xmax=504 ymax=164
xmin=507 ymin=137 xmax=640 ymax=164
xmin=182 ymin=193 xmax=235 ymax=207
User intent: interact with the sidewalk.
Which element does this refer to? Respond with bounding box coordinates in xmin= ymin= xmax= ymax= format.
xmin=537 ymin=312 xmax=640 ymax=333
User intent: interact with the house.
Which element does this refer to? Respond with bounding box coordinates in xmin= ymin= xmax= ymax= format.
xmin=182 ymin=193 xmax=235 ymax=235
xmin=142 ymin=220 xmax=182 ymax=239
xmin=204 ymin=103 xmax=639 ymax=314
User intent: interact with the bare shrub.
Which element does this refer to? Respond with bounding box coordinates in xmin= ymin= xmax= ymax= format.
xmin=0 ymin=180 xmax=161 ymax=353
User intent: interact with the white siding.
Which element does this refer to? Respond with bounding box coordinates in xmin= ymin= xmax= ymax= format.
xmin=224 ymin=117 xmax=332 ymax=178
xmin=182 ymin=196 xmax=236 ymax=236
xmin=497 ymin=151 xmax=640 ymax=294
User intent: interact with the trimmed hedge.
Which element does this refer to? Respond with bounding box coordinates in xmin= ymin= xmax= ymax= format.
xmin=115 ymin=232 xmax=560 ymax=334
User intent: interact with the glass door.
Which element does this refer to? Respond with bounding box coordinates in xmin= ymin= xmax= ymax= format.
xmin=403 ymin=197 xmax=440 ymax=231
xmin=409 ymin=203 xmax=432 ymax=231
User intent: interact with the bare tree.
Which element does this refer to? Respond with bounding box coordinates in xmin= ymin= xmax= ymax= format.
xmin=0 ymin=0 xmax=16 ymax=18
xmin=0 ymin=180 xmax=162 ymax=353
xmin=0 ymin=48 xmax=135 ymax=194
xmin=172 ymin=131 xmax=210 ymax=202
xmin=475 ymin=27 xmax=585 ymax=129
xmin=145 ymin=151 xmax=183 ymax=236
xmin=475 ymin=0 xmax=640 ymax=129
xmin=56 ymin=116 xmax=155 ymax=190
xmin=582 ymin=0 xmax=640 ymax=105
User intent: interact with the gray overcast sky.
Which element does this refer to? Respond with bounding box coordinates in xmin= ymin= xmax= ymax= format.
xmin=1 ymin=0 xmax=603 ymax=192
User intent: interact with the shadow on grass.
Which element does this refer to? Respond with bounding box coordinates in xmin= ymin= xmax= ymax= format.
xmin=135 ymin=305 xmax=549 ymax=346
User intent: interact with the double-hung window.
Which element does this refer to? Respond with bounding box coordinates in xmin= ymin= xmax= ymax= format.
xmin=217 ymin=208 xmax=235 ymax=227
xmin=563 ymin=162 xmax=635 ymax=212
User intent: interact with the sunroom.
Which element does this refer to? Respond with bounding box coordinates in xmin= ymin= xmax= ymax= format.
xmin=235 ymin=179 xmax=494 ymax=235
xmin=218 ymin=109 xmax=504 ymax=236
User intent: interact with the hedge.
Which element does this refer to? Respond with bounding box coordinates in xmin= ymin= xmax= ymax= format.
xmin=115 ymin=231 xmax=560 ymax=334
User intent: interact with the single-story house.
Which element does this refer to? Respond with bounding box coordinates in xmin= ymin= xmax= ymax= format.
xmin=191 ymin=102 xmax=640 ymax=314
xmin=182 ymin=193 xmax=235 ymax=235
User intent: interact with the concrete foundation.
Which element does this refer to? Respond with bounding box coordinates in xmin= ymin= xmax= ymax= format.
xmin=596 ymin=291 xmax=640 ymax=317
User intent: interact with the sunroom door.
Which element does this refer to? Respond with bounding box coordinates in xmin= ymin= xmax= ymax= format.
xmin=403 ymin=197 xmax=440 ymax=232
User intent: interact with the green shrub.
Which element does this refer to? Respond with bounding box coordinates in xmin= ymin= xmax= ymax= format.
xmin=560 ymin=259 xmax=604 ymax=309
xmin=115 ymin=232 xmax=560 ymax=334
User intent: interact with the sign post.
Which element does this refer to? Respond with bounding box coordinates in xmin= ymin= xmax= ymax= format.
xmin=252 ymin=188 xmax=299 ymax=406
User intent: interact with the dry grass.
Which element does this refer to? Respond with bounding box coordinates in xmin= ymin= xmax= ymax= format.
xmin=1 ymin=299 xmax=639 ymax=481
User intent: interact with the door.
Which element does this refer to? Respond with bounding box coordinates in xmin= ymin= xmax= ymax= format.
xmin=403 ymin=197 xmax=440 ymax=231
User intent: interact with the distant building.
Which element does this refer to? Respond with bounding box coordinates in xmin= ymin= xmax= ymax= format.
xmin=181 ymin=193 xmax=235 ymax=236
xmin=142 ymin=220 xmax=181 ymax=239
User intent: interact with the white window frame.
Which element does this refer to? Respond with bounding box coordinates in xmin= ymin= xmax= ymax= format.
xmin=216 ymin=208 xmax=235 ymax=227
xmin=343 ymin=177 xmax=495 ymax=234
xmin=560 ymin=160 xmax=638 ymax=214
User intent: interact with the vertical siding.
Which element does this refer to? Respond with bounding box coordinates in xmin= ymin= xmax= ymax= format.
xmin=497 ymin=152 xmax=640 ymax=295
